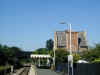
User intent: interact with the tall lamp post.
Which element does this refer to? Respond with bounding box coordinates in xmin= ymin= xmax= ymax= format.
xmin=53 ymin=47 xmax=55 ymax=69
xmin=60 ymin=22 xmax=73 ymax=75
xmin=68 ymin=24 xmax=73 ymax=75
xmin=53 ymin=30 xmax=56 ymax=69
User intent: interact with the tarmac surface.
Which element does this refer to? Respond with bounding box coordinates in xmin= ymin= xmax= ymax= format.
xmin=37 ymin=69 xmax=61 ymax=75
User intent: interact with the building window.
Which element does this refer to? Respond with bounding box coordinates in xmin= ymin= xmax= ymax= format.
xmin=78 ymin=38 xmax=81 ymax=45
xmin=57 ymin=46 xmax=66 ymax=48
xmin=80 ymin=46 xmax=88 ymax=48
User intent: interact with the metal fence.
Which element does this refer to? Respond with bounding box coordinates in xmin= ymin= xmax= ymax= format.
xmin=55 ymin=63 xmax=100 ymax=75
xmin=74 ymin=63 xmax=100 ymax=75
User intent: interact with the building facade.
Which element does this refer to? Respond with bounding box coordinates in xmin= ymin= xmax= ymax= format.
xmin=54 ymin=29 xmax=88 ymax=53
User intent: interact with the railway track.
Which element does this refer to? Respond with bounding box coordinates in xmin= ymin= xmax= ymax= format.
xmin=19 ymin=67 xmax=30 ymax=75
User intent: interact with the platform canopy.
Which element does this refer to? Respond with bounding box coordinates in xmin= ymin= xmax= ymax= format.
xmin=30 ymin=54 xmax=51 ymax=58
xmin=77 ymin=60 xmax=89 ymax=63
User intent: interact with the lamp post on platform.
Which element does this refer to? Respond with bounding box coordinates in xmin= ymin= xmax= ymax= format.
xmin=53 ymin=35 xmax=56 ymax=69
xmin=68 ymin=23 xmax=73 ymax=75
xmin=60 ymin=22 xmax=73 ymax=75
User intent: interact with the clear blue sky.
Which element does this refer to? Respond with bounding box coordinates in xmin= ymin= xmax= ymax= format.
xmin=0 ymin=0 xmax=100 ymax=51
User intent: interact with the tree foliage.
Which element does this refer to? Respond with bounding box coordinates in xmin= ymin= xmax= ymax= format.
xmin=92 ymin=57 xmax=100 ymax=63
xmin=0 ymin=44 xmax=27 ymax=68
xmin=46 ymin=39 xmax=54 ymax=50
xmin=32 ymin=48 xmax=49 ymax=54
xmin=81 ymin=44 xmax=100 ymax=63
xmin=55 ymin=49 xmax=69 ymax=66
xmin=73 ymin=53 xmax=80 ymax=63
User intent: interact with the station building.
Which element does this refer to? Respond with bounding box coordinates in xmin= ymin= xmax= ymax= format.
xmin=54 ymin=29 xmax=88 ymax=53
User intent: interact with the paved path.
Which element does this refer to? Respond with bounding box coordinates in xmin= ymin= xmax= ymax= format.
xmin=37 ymin=69 xmax=61 ymax=75
xmin=8 ymin=68 xmax=24 ymax=75
xmin=28 ymin=65 xmax=37 ymax=75
xmin=10 ymin=67 xmax=30 ymax=75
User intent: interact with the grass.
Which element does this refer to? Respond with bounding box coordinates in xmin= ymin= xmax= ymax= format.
xmin=0 ymin=66 xmax=10 ymax=71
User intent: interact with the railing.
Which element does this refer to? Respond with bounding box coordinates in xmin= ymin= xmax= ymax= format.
xmin=55 ymin=63 xmax=100 ymax=75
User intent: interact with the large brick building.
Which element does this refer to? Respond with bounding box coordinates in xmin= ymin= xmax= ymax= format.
xmin=54 ymin=29 xmax=88 ymax=53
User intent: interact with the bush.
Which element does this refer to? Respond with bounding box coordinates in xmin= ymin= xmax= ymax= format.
xmin=55 ymin=49 xmax=69 ymax=67
xmin=92 ymin=58 xmax=100 ymax=64
xmin=73 ymin=53 xmax=81 ymax=63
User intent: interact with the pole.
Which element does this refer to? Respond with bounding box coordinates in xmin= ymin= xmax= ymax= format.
xmin=70 ymin=24 xmax=72 ymax=55
xmin=53 ymin=45 xmax=56 ymax=69
xmin=53 ymin=29 xmax=56 ymax=69
xmin=68 ymin=23 xmax=73 ymax=75
xmin=60 ymin=22 xmax=73 ymax=75
xmin=38 ymin=58 xmax=40 ymax=67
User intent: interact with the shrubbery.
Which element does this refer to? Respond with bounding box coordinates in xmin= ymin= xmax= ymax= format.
xmin=0 ymin=44 xmax=29 ymax=70
xmin=81 ymin=44 xmax=100 ymax=63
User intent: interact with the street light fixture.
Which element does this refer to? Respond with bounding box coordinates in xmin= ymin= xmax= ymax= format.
xmin=60 ymin=22 xmax=73 ymax=75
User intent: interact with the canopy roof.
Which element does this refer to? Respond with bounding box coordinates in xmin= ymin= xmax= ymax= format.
xmin=31 ymin=54 xmax=51 ymax=58
xmin=77 ymin=60 xmax=89 ymax=63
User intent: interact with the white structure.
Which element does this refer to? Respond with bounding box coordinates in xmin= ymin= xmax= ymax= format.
xmin=77 ymin=60 xmax=89 ymax=63
xmin=30 ymin=54 xmax=51 ymax=67
xmin=31 ymin=54 xmax=51 ymax=58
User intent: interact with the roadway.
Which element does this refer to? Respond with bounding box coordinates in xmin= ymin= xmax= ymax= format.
xmin=37 ymin=69 xmax=61 ymax=75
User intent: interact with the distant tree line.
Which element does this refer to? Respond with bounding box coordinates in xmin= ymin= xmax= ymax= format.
xmin=0 ymin=44 xmax=31 ymax=69
xmin=81 ymin=44 xmax=100 ymax=63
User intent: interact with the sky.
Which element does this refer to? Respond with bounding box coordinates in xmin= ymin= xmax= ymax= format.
xmin=0 ymin=0 xmax=100 ymax=51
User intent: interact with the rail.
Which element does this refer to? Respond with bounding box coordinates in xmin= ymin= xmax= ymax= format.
xmin=19 ymin=67 xmax=30 ymax=75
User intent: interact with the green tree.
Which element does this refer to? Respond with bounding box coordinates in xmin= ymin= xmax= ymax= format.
xmin=0 ymin=44 xmax=30 ymax=69
xmin=73 ymin=53 xmax=80 ymax=63
xmin=92 ymin=57 xmax=100 ymax=63
xmin=46 ymin=39 xmax=54 ymax=50
xmin=55 ymin=49 xmax=69 ymax=66
xmin=81 ymin=44 xmax=100 ymax=63
xmin=32 ymin=48 xmax=49 ymax=54
xmin=9 ymin=47 xmax=22 ymax=57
